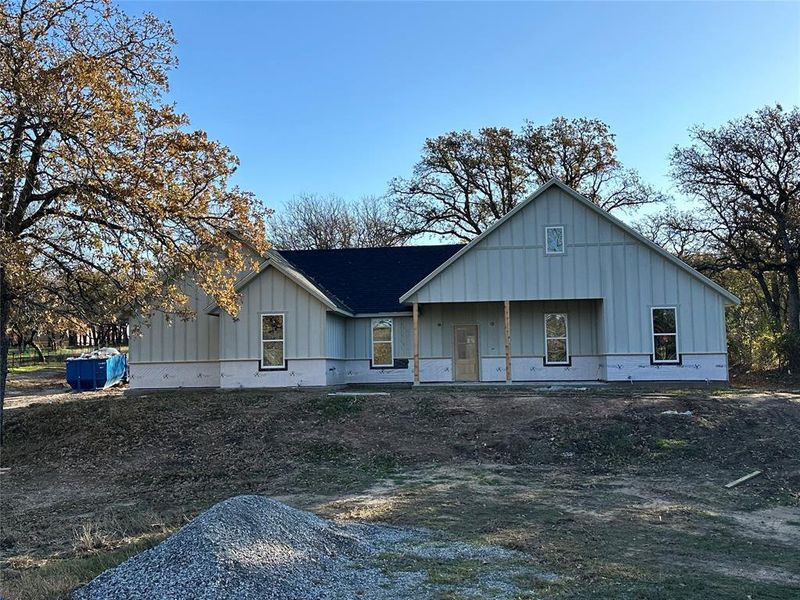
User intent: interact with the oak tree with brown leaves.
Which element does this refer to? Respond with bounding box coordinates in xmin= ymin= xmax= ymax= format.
xmin=0 ymin=0 xmax=268 ymax=441
xmin=666 ymin=104 xmax=800 ymax=372
xmin=389 ymin=117 xmax=664 ymax=241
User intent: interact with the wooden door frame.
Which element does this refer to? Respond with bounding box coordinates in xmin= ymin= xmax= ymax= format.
xmin=452 ymin=323 xmax=480 ymax=382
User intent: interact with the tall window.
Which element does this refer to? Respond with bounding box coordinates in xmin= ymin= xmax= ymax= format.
xmin=545 ymin=226 xmax=565 ymax=254
xmin=371 ymin=318 xmax=393 ymax=367
xmin=544 ymin=313 xmax=569 ymax=365
xmin=261 ymin=314 xmax=285 ymax=369
xmin=652 ymin=307 xmax=678 ymax=363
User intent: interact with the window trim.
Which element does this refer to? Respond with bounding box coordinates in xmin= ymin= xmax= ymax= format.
xmin=260 ymin=313 xmax=286 ymax=370
xmin=544 ymin=225 xmax=566 ymax=255
xmin=371 ymin=317 xmax=394 ymax=368
xmin=651 ymin=306 xmax=680 ymax=364
xmin=544 ymin=313 xmax=570 ymax=365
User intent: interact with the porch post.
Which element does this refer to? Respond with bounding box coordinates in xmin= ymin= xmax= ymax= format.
xmin=504 ymin=300 xmax=512 ymax=383
xmin=413 ymin=302 xmax=420 ymax=385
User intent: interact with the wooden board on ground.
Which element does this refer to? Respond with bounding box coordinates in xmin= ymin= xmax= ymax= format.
xmin=327 ymin=392 xmax=390 ymax=397
xmin=724 ymin=470 xmax=762 ymax=488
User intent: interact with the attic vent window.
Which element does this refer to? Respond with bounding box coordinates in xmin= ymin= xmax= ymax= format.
xmin=545 ymin=226 xmax=565 ymax=254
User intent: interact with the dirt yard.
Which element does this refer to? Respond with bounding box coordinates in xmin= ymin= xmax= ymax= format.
xmin=1 ymin=369 xmax=799 ymax=599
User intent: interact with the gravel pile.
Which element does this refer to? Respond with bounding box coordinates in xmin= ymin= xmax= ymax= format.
xmin=72 ymin=495 xmax=554 ymax=599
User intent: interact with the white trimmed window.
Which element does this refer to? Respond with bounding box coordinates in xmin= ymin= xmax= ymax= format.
xmin=260 ymin=314 xmax=285 ymax=369
xmin=545 ymin=226 xmax=565 ymax=254
xmin=651 ymin=307 xmax=679 ymax=363
xmin=371 ymin=318 xmax=394 ymax=367
xmin=544 ymin=313 xmax=569 ymax=365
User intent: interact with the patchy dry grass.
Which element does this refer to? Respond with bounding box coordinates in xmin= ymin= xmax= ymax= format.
xmin=4 ymin=539 xmax=161 ymax=600
xmin=3 ymin=505 xmax=175 ymax=600
xmin=1 ymin=380 xmax=799 ymax=598
xmin=319 ymin=464 xmax=800 ymax=598
xmin=5 ymin=364 xmax=67 ymax=393
xmin=8 ymin=364 xmax=58 ymax=374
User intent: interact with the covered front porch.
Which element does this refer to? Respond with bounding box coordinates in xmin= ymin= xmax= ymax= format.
xmin=409 ymin=299 xmax=604 ymax=384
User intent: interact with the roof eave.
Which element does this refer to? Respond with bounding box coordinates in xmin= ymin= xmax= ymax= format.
xmin=204 ymin=252 xmax=354 ymax=317
xmin=350 ymin=310 xmax=413 ymax=318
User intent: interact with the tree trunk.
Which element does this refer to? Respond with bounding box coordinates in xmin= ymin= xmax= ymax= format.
xmin=753 ymin=271 xmax=782 ymax=329
xmin=786 ymin=266 xmax=800 ymax=373
xmin=28 ymin=333 xmax=45 ymax=363
xmin=1 ymin=268 xmax=10 ymax=446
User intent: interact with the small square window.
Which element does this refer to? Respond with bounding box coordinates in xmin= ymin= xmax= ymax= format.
xmin=545 ymin=226 xmax=565 ymax=254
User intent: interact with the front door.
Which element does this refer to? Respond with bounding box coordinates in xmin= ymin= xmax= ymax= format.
xmin=453 ymin=325 xmax=479 ymax=381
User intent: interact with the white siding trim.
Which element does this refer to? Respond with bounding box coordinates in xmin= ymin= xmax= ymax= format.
xmin=129 ymin=361 xmax=220 ymax=389
xmin=327 ymin=359 xmax=414 ymax=384
xmin=604 ymin=353 xmax=728 ymax=382
xmin=419 ymin=358 xmax=453 ymax=383
xmin=220 ymin=359 xmax=327 ymax=387
xmin=129 ymin=352 xmax=730 ymax=387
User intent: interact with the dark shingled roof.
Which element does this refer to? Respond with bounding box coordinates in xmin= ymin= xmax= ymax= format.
xmin=276 ymin=244 xmax=463 ymax=314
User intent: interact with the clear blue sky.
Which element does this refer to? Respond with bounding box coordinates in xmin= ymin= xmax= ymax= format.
xmin=125 ymin=1 xmax=800 ymax=219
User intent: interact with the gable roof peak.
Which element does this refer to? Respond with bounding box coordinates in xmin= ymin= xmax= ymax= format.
xmin=399 ymin=180 xmax=739 ymax=305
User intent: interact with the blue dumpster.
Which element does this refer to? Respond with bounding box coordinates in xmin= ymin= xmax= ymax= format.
xmin=66 ymin=353 xmax=127 ymax=391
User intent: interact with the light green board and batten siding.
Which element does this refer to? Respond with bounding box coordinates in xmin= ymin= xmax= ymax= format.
xmin=340 ymin=316 xmax=414 ymax=360
xmin=219 ymin=267 xmax=328 ymax=360
xmin=403 ymin=184 xmax=731 ymax=356
xmin=325 ymin=314 xmax=348 ymax=359
xmin=416 ymin=300 xmax=600 ymax=359
xmin=128 ymin=281 xmax=219 ymax=363
xmin=128 ymin=180 xmax=736 ymax=387
xmin=131 ymin=269 xmax=417 ymax=366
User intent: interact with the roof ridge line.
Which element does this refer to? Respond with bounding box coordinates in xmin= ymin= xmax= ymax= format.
xmin=276 ymin=243 xmax=464 ymax=253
